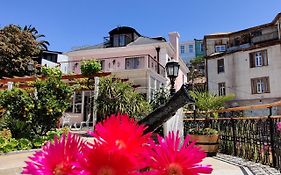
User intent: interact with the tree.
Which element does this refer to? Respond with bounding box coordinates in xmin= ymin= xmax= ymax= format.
xmin=190 ymin=90 xmax=234 ymax=119
xmin=0 ymin=24 xmax=48 ymax=78
xmin=97 ymin=76 xmax=151 ymax=121
xmin=188 ymin=56 xmax=206 ymax=91
xmin=21 ymin=25 xmax=50 ymax=51
xmin=0 ymin=67 xmax=73 ymax=138
xmin=150 ymin=87 xmax=170 ymax=110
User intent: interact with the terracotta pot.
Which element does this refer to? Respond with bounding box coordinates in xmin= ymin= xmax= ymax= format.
xmin=189 ymin=134 xmax=219 ymax=157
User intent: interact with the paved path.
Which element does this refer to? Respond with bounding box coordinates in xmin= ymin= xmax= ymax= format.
xmin=0 ymin=152 xmax=249 ymax=175
xmin=1 ymin=151 xmax=280 ymax=175
xmin=0 ymin=151 xmax=33 ymax=175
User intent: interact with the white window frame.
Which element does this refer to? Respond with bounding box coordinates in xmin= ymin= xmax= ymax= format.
xmin=218 ymin=83 xmax=226 ymax=96
xmin=255 ymin=51 xmax=263 ymax=67
xmin=256 ymin=79 xmax=264 ymax=94
xmin=215 ymin=45 xmax=226 ymax=52
xmin=180 ymin=45 xmax=185 ymax=54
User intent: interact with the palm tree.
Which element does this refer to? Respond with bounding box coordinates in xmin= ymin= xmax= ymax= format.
xmin=190 ymin=90 xmax=234 ymax=119
xmin=21 ymin=25 xmax=50 ymax=50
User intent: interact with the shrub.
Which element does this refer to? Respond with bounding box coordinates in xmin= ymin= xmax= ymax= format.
xmin=97 ymin=76 xmax=151 ymax=121
xmin=187 ymin=128 xmax=219 ymax=135
xmin=80 ymin=60 xmax=102 ymax=76
xmin=0 ymin=67 xmax=73 ymax=138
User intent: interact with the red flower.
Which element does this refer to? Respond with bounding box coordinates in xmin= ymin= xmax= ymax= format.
xmin=147 ymin=132 xmax=212 ymax=175
xmin=81 ymin=143 xmax=138 ymax=175
xmin=22 ymin=133 xmax=87 ymax=175
xmin=89 ymin=113 xmax=151 ymax=167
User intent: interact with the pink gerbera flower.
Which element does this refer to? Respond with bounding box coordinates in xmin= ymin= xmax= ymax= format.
xmin=22 ymin=133 xmax=87 ymax=175
xmin=89 ymin=114 xmax=151 ymax=156
xmin=81 ymin=143 xmax=138 ymax=175
xmin=147 ymin=132 xmax=212 ymax=175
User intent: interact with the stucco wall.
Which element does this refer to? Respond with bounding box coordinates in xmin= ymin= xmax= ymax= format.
xmin=208 ymin=44 xmax=281 ymax=101
xmin=205 ymin=37 xmax=229 ymax=56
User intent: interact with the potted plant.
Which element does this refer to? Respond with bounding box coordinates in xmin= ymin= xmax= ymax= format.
xmin=187 ymin=90 xmax=234 ymax=156
xmin=80 ymin=59 xmax=102 ymax=76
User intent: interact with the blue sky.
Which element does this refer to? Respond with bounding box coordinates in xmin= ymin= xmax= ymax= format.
xmin=0 ymin=0 xmax=280 ymax=52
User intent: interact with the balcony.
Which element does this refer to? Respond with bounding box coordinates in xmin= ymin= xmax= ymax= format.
xmin=252 ymin=31 xmax=279 ymax=44
xmin=67 ymin=54 xmax=166 ymax=77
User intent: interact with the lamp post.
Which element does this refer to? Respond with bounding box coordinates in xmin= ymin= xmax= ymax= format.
xmin=165 ymin=59 xmax=180 ymax=96
xmin=27 ymin=61 xmax=38 ymax=99
xmin=27 ymin=61 xmax=35 ymax=75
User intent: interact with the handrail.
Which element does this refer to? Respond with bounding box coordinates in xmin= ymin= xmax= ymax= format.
xmin=184 ymin=115 xmax=281 ymax=121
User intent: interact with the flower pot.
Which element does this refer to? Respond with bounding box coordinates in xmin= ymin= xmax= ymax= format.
xmin=189 ymin=134 xmax=219 ymax=157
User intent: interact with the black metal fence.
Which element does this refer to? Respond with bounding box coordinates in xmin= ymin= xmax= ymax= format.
xmin=184 ymin=108 xmax=281 ymax=170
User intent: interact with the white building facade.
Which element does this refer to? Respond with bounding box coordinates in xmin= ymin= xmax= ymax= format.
xmin=205 ymin=13 xmax=281 ymax=115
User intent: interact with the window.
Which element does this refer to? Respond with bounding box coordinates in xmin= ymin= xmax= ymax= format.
xmin=125 ymin=57 xmax=143 ymax=69
xmin=73 ymin=92 xmax=82 ymax=113
xmin=200 ymin=43 xmax=204 ymax=52
xmin=217 ymin=59 xmax=224 ymax=73
xmin=100 ymin=60 xmax=105 ymax=70
xmin=215 ymin=45 xmax=226 ymax=52
xmin=249 ymin=50 xmax=268 ymax=68
xmin=113 ymin=34 xmax=126 ymax=47
xmin=189 ymin=45 xmax=193 ymax=53
xmin=251 ymin=77 xmax=270 ymax=94
xmin=180 ymin=45 xmax=185 ymax=54
xmin=218 ymin=82 xmax=226 ymax=96
xmin=119 ymin=35 xmax=125 ymax=46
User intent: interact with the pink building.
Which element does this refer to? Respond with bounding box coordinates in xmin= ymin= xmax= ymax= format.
xmin=63 ymin=26 xmax=189 ymax=126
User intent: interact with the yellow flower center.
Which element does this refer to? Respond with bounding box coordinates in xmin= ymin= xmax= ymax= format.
xmin=98 ymin=166 xmax=114 ymax=175
xmin=53 ymin=163 xmax=67 ymax=175
xmin=167 ymin=163 xmax=183 ymax=175
xmin=115 ymin=140 xmax=126 ymax=149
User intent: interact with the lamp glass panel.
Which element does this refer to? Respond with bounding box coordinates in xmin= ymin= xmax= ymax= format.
xmin=168 ymin=66 xmax=174 ymax=77
xmin=173 ymin=65 xmax=179 ymax=77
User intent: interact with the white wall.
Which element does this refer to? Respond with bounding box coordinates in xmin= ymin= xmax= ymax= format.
xmin=208 ymin=44 xmax=281 ymax=101
xmin=57 ymin=54 xmax=69 ymax=74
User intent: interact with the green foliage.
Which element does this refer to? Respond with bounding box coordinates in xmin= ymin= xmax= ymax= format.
xmin=0 ymin=88 xmax=34 ymax=138
xmin=0 ymin=128 xmax=68 ymax=153
xmin=31 ymin=69 xmax=73 ymax=135
xmin=17 ymin=138 xmax=32 ymax=150
xmin=0 ymin=68 xmax=73 ymax=138
xmin=0 ymin=24 xmax=47 ymax=78
xmin=97 ymin=76 xmax=151 ymax=121
xmin=190 ymin=91 xmax=234 ymax=115
xmin=41 ymin=66 xmax=62 ymax=78
xmin=80 ymin=60 xmax=102 ymax=76
xmin=187 ymin=127 xmax=219 ymax=135
xmin=190 ymin=56 xmax=204 ymax=66
xmin=0 ymin=129 xmax=12 ymax=140
xmin=150 ymin=87 xmax=170 ymax=110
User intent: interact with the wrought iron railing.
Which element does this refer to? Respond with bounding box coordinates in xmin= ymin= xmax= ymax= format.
xmin=184 ymin=108 xmax=281 ymax=170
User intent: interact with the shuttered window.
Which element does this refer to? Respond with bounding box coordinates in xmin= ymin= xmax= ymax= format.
xmin=217 ymin=59 xmax=224 ymax=73
xmin=251 ymin=77 xmax=270 ymax=94
xmin=249 ymin=50 xmax=268 ymax=68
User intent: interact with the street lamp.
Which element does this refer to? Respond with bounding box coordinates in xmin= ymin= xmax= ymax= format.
xmin=27 ymin=61 xmax=35 ymax=74
xmin=165 ymin=59 xmax=180 ymax=96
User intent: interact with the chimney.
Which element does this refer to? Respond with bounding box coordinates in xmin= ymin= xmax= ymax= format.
xmin=168 ymin=32 xmax=180 ymax=60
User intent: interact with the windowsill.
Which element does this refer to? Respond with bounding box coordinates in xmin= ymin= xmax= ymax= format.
xmin=252 ymin=92 xmax=270 ymax=94
xmin=250 ymin=65 xmax=268 ymax=68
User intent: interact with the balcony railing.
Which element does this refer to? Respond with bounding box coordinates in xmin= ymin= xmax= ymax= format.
xmin=59 ymin=54 xmax=166 ymax=77
xmin=252 ymin=31 xmax=279 ymax=44
xmin=184 ymin=109 xmax=281 ymax=171
xmin=147 ymin=55 xmax=165 ymax=77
